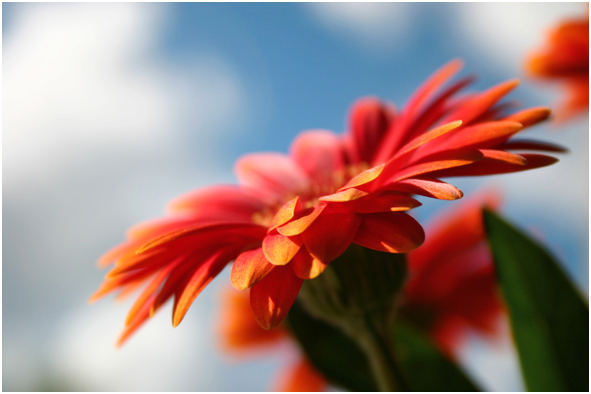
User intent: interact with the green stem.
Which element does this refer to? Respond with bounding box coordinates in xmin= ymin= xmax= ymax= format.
xmin=296 ymin=245 xmax=410 ymax=391
xmin=352 ymin=313 xmax=408 ymax=392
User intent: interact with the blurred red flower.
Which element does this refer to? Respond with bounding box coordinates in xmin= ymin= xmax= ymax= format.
xmin=218 ymin=192 xmax=505 ymax=390
xmin=526 ymin=11 xmax=589 ymax=120
xmin=219 ymin=289 xmax=326 ymax=392
xmin=93 ymin=60 xmax=560 ymax=345
xmin=402 ymin=190 xmax=505 ymax=355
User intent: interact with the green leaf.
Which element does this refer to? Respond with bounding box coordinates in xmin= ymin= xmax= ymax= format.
xmin=289 ymin=245 xmax=480 ymax=391
xmin=392 ymin=321 xmax=481 ymax=391
xmin=286 ymin=300 xmax=378 ymax=391
xmin=483 ymin=209 xmax=589 ymax=391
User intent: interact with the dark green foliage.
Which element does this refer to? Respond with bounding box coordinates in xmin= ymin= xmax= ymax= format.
xmin=483 ymin=209 xmax=589 ymax=391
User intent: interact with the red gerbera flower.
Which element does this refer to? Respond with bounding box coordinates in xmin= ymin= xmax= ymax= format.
xmin=402 ymin=190 xmax=505 ymax=355
xmin=92 ymin=60 xmax=560 ymax=345
xmin=526 ymin=11 xmax=589 ymax=119
xmin=218 ymin=192 xmax=506 ymax=391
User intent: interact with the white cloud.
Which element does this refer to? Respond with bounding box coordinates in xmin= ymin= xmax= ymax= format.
xmin=454 ymin=3 xmax=584 ymax=73
xmin=50 ymin=302 xmax=210 ymax=391
xmin=46 ymin=278 xmax=285 ymax=391
xmin=306 ymin=3 xmax=411 ymax=50
xmin=458 ymin=330 xmax=524 ymax=391
xmin=3 ymin=3 xmax=243 ymax=189
xmin=2 ymin=4 xmax=250 ymax=390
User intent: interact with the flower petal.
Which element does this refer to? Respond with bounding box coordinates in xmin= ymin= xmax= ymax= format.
xmin=327 ymin=191 xmax=422 ymax=213
xmin=386 ymin=177 xmax=463 ymax=200
xmin=277 ymin=204 xmax=326 ymax=236
xmin=339 ymin=163 xmax=385 ymax=190
xmin=235 ymin=153 xmax=309 ymax=200
xmin=231 ymin=248 xmax=275 ymax=290
xmin=166 ymin=185 xmax=266 ymax=217
xmin=290 ymin=130 xmax=345 ymax=184
xmin=409 ymin=76 xmax=475 ymax=137
xmin=420 ymin=121 xmax=524 ymax=158
xmin=273 ymin=358 xmax=327 ymax=392
xmin=403 ymin=59 xmax=464 ymax=119
xmin=441 ymin=79 xmax=520 ymax=125
xmin=387 ymin=149 xmax=483 ymax=183
xmin=219 ymin=289 xmax=286 ymax=351
xmin=250 ymin=266 xmax=303 ymax=329
xmin=116 ymin=297 xmax=155 ymax=347
xmin=429 ymin=153 xmax=558 ymax=177
xmin=172 ymin=249 xmax=235 ymax=327
xmin=262 ymin=231 xmax=301 ymax=265
xmin=269 ymin=196 xmax=301 ymax=229
xmin=479 ymin=149 xmax=527 ymax=165
xmin=349 ymin=97 xmax=393 ymax=163
xmin=290 ymin=248 xmax=328 ymax=280
xmin=136 ymin=223 xmax=266 ymax=255
xmin=353 ymin=212 xmax=425 ymax=253
xmin=319 ymin=188 xmax=369 ymax=202
xmin=349 ymin=192 xmax=422 ymax=213
xmin=124 ymin=262 xmax=178 ymax=326
xmin=408 ymin=189 xmax=501 ymax=271
xmin=505 ymin=106 xmax=551 ymax=127
xmin=394 ymin=120 xmax=463 ymax=159
xmin=98 ymin=241 xmax=137 ymax=267
xmin=302 ymin=212 xmax=361 ymax=264
xmin=375 ymin=59 xmax=464 ymax=162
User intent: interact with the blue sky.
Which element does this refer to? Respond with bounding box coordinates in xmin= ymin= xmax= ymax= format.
xmin=3 ymin=2 xmax=587 ymax=391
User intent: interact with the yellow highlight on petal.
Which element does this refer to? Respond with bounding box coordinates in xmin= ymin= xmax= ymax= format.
xmin=319 ymin=188 xmax=368 ymax=202
xmin=340 ymin=163 xmax=385 ymax=190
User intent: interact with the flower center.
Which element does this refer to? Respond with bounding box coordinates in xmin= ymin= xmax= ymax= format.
xmin=251 ymin=162 xmax=371 ymax=228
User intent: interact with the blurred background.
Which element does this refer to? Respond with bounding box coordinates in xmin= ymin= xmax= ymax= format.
xmin=2 ymin=2 xmax=588 ymax=391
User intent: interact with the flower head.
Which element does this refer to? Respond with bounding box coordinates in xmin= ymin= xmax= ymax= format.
xmin=93 ymin=60 xmax=560 ymax=345
xmin=217 ymin=192 xmax=505 ymax=390
xmin=526 ymin=11 xmax=589 ymax=119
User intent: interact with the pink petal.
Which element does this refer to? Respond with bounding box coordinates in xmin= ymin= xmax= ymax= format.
xmin=235 ymin=153 xmax=309 ymax=201
xmin=290 ymin=130 xmax=345 ymax=185
xmin=166 ymin=185 xmax=266 ymax=217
